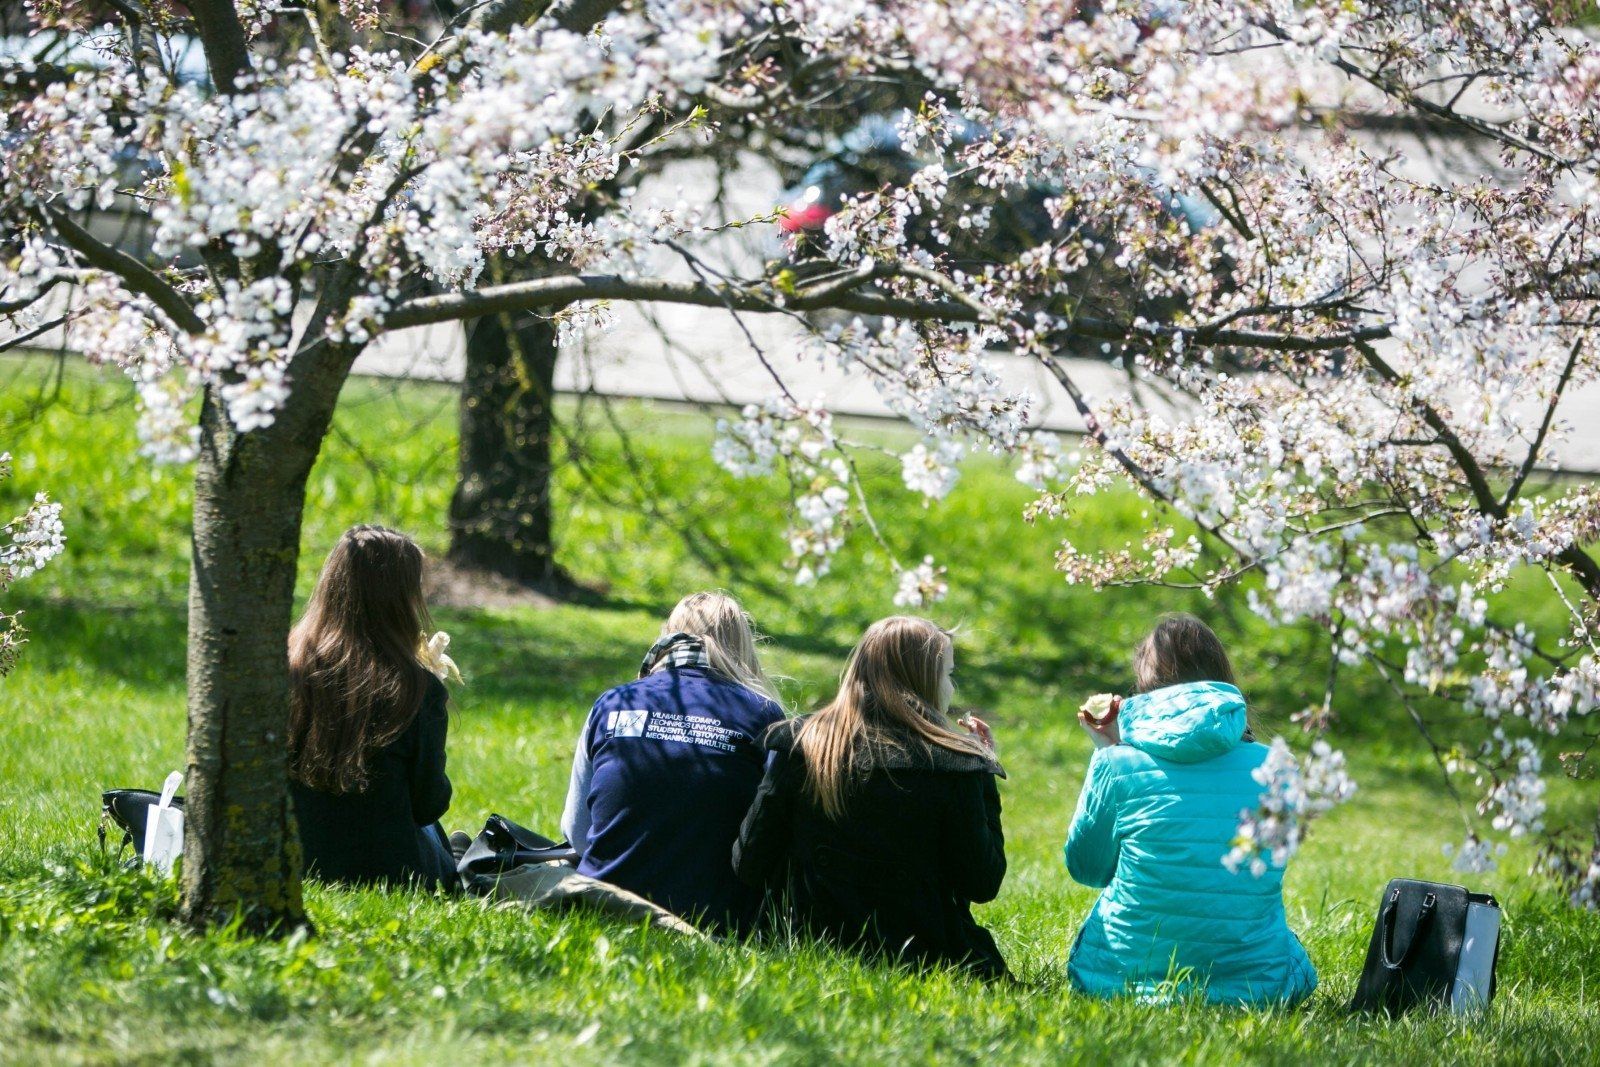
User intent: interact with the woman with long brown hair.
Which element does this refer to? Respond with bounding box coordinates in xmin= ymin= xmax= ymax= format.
xmin=287 ymin=525 xmax=457 ymax=890
xmin=733 ymin=616 xmax=1008 ymax=978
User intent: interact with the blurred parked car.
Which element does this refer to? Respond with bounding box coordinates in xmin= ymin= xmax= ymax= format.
xmin=776 ymin=114 xmax=1224 ymax=356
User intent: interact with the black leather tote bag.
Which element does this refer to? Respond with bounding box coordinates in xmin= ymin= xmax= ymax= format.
xmin=456 ymin=813 xmax=579 ymax=892
xmin=99 ymin=787 xmax=186 ymax=862
xmin=1350 ymin=877 xmax=1501 ymax=1015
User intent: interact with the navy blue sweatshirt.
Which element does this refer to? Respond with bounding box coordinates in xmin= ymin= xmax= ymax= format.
xmin=561 ymin=666 xmax=785 ymax=932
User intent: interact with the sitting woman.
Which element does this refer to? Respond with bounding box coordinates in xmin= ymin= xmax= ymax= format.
xmin=561 ymin=591 xmax=786 ymax=933
xmin=1065 ymin=613 xmax=1317 ymax=1006
xmin=734 ymin=616 xmax=1008 ymax=979
xmin=287 ymin=525 xmax=458 ymax=891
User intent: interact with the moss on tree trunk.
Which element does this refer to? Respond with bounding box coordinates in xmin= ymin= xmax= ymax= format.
xmin=180 ymin=341 xmax=355 ymax=933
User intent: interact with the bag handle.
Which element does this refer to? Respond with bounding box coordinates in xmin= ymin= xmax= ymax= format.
xmin=1379 ymin=887 xmax=1436 ymax=970
xmin=155 ymin=771 xmax=183 ymax=812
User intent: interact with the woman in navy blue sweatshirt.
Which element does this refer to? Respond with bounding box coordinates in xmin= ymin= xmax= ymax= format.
xmin=560 ymin=592 xmax=785 ymax=933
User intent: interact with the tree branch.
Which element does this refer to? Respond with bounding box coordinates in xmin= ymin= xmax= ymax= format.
xmin=384 ymin=269 xmax=1394 ymax=355
xmin=1557 ymin=544 xmax=1600 ymax=602
xmin=41 ymin=208 xmax=204 ymax=334
xmin=103 ymin=0 xmax=150 ymax=27
xmin=0 ymin=312 xmax=73 ymax=354
xmin=381 ymin=271 xmax=967 ymax=328
xmin=1354 ymin=340 xmax=1503 ymax=516
xmin=702 ymin=58 xmax=835 ymax=113
xmin=1502 ymin=337 xmax=1582 ymax=510
xmin=1256 ymin=20 xmax=1565 ymax=167
xmin=546 ymin=0 xmax=624 ymax=31
xmin=1356 ymin=339 xmax=1600 ymax=599
xmin=467 ymin=0 xmax=621 ymax=35
xmin=0 ymin=276 xmax=64 ymax=316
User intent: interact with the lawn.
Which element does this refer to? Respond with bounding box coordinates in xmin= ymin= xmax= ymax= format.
xmin=2 ymin=357 xmax=1597 ymax=1065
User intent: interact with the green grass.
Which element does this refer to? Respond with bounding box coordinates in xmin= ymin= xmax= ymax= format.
xmin=2 ymin=357 xmax=1598 ymax=1065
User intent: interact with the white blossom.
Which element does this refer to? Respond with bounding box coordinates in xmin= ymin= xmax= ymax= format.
xmin=134 ymin=372 xmax=201 ymax=465
xmin=1225 ymin=738 xmax=1356 ymax=876
xmin=893 ymin=556 xmax=949 ymax=608
xmin=1 ymin=453 xmax=64 ymax=676
xmin=2 ymin=492 xmax=65 ymax=581
xmin=1014 ymin=431 xmax=1065 ymax=490
xmin=1443 ymin=834 xmax=1508 ymax=875
xmin=900 ymin=439 xmax=965 ymax=500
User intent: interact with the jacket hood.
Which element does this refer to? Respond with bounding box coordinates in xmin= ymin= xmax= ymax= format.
xmin=1118 ymin=681 xmax=1247 ymax=763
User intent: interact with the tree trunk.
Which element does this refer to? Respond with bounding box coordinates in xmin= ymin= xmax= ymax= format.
xmin=187 ymin=0 xmax=253 ymax=95
xmin=447 ymin=308 xmax=565 ymax=586
xmin=180 ymin=345 xmax=354 ymax=932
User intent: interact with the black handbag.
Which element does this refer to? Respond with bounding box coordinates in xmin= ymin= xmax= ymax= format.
xmin=456 ymin=813 xmax=579 ymax=892
xmin=1349 ymin=877 xmax=1502 ymax=1015
xmin=99 ymin=787 xmax=186 ymax=862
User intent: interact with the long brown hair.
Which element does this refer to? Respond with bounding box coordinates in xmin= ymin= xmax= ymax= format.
xmin=1133 ymin=613 xmax=1237 ymax=692
xmin=797 ymin=616 xmax=987 ymax=819
xmin=288 ymin=525 xmax=434 ymax=794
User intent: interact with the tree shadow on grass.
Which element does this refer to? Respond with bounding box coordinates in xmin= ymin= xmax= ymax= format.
xmin=433 ymin=608 xmax=646 ymax=711
xmin=11 ymin=593 xmax=188 ymax=692
xmin=18 ymin=569 xmax=1465 ymax=773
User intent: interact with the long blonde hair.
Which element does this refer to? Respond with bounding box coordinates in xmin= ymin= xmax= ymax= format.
xmin=664 ymin=591 xmax=779 ymax=703
xmin=797 ymin=616 xmax=988 ymax=819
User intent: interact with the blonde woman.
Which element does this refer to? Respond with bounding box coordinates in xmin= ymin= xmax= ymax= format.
xmin=560 ymin=591 xmax=785 ymax=933
xmin=733 ymin=617 xmax=1008 ymax=978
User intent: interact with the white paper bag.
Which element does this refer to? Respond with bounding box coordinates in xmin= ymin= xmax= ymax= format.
xmin=142 ymin=771 xmax=184 ymax=875
xmin=1450 ymin=901 xmax=1501 ymax=1013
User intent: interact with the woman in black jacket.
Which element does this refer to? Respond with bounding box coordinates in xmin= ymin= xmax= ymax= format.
xmin=287 ymin=525 xmax=458 ymax=890
xmin=733 ymin=616 xmax=1007 ymax=978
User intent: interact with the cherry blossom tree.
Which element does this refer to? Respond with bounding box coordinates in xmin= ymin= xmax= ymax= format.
xmin=1 ymin=453 xmax=64 ymax=677
xmin=6 ymin=0 xmax=1600 ymax=926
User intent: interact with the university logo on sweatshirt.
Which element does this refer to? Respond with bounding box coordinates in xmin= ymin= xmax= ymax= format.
xmin=606 ymin=708 xmax=650 ymax=737
xmin=603 ymin=707 xmax=743 ymax=753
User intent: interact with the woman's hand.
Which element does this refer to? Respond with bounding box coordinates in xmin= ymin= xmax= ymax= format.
xmin=1078 ymin=694 xmax=1122 ymax=748
xmin=958 ymin=714 xmax=996 ymax=752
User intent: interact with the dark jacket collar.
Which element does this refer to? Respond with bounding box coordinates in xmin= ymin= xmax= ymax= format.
xmin=764 ymin=716 xmax=1006 ymax=779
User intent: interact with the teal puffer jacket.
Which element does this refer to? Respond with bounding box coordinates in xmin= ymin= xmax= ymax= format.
xmin=1063 ymin=681 xmax=1317 ymax=1006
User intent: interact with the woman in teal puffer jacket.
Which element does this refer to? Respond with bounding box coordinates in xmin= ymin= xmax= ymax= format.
xmin=1064 ymin=614 xmax=1317 ymax=1007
